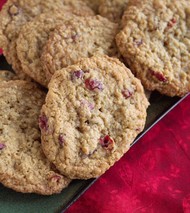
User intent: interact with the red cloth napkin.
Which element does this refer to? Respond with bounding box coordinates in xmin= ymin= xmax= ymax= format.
xmin=0 ymin=0 xmax=6 ymax=9
xmin=67 ymin=94 xmax=190 ymax=213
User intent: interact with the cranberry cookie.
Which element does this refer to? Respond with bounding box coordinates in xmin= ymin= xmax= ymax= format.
xmin=41 ymin=15 xmax=118 ymax=82
xmin=116 ymin=0 xmax=190 ymax=97
xmin=0 ymin=81 xmax=70 ymax=194
xmin=0 ymin=0 xmax=94 ymax=77
xmin=16 ymin=11 xmax=91 ymax=87
xmin=40 ymin=56 xmax=149 ymax=179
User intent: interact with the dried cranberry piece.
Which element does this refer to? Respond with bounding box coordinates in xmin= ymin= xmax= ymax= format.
xmin=122 ymin=89 xmax=134 ymax=99
xmin=50 ymin=175 xmax=61 ymax=183
xmin=136 ymin=127 xmax=142 ymax=132
xmin=71 ymin=70 xmax=84 ymax=80
xmin=134 ymin=38 xmax=143 ymax=47
xmin=100 ymin=135 xmax=114 ymax=150
xmin=39 ymin=114 xmax=49 ymax=132
xmin=58 ymin=134 xmax=65 ymax=146
xmin=149 ymin=69 xmax=167 ymax=82
xmin=0 ymin=143 xmax=6 ymax=150
xmin=71 ymin=33 xmax=79 ymax=42
xmin=85 ymin=79 xmax=103 ymax=91
xmin=167 ymin=18 xmax=177 ymax=28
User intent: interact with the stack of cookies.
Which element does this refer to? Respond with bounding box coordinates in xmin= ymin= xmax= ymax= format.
xmin=0 ymin=0 xmax=189 ymax=195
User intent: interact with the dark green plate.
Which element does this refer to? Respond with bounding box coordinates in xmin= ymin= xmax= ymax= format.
xmin=0 ymin=55 xmax=184 ymax=213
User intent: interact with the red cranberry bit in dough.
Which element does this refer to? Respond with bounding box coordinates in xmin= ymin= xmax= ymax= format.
xmin=85 ymin=79 xmax=103 ymax=91
xmin=134 ymin=38 xmax=143 ymax=46
xmin=39 ymin=114 xmax=49 ymax=132
xmin=136 ymin=127 xmax=142 ymax=132
xmin=100 ymin=135 xmax=114 ymax=150
xmin=0 ymin=143 xmax=6 ymax=150
xmin=167 ymin=18 xmax=177 ymax=28
xmin=71 ymin=33 xmax=79 ymax=42
xmin=122 ymin=88 xmax=134 ymax=99
xmin=149 ymin=69 xmax=167 ymax=82
xmin=50 ymin=175 xmax=61 ymax=183
xmin=58 ymin=134 xmax=65 ymax=146
xmin=71 ymin=70 xmax=84 ymax=80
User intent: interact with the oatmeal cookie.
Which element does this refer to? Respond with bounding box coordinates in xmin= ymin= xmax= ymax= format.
xmin=16 ymin=11 xmax=91 ymax=87
xmin=0 ymin=0 xmax=94 ymax=77
xmin=40 ymin=56 xmax=149 ymax=179
xmin=116 ymin=0 xmax=190 ymax=97
xmin=41 ymin=15 xmax=118 ymax=82
xmin=0 ymin=80 xmax=70 ymax=194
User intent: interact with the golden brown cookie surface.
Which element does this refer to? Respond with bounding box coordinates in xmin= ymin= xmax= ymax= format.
xmin=41 ymin=15 xmax=118 ymax=82
xmin=40 ymin=56 xmax=149 ymax=179
xmin=99 ymin=0 xmax=129 ymax=23
xmin=0 ymin=0 xmax=94 ymax=77
xmin=0 ymin=80 xmax=70 ymax=194
xmin=116 ymin=0 xmax=190 ymax=97
xmin=16 ymin=10 xmax=94 ymax=87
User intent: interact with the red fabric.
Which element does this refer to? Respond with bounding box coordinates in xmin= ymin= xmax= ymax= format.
xmin=0 ymin=0 xmax=6 ymax=9
xmin=67 ymin=94 xmax=190 ymax=213
xmin=0 ymin=0 xmax=7 ymax=55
